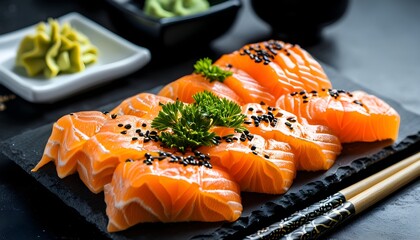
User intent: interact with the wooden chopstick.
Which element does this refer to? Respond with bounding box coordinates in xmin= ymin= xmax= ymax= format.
xmin=282 ymin=154 xmax=419 ymax=240
xmin=245 ymin=152 xmax=420 ymax=240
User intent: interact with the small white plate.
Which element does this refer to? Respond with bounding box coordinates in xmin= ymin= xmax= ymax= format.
xmin=0 ymin=12 xmax=151 ymax=103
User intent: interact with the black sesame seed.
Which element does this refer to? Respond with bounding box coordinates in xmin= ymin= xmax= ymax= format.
xmin=156 ymin=156 xmax=166 ymax=161
xmin=124 ymin=124 xmax=132 ymax=129
xmin=118 ymin=123 xmax=124 ymax=127
xmin=120 ymin=130 xmax=127 ymax=134
xmin=145 ymin=161 xmax=152 ymax=165
xmin=142 ymin=123 xmax=147 ymax=127
xmin=132 ymin=137 xmax=138 ymax=141
xmin=111 ymin=114 xmax=117 ymax=119
xmin=353 ymin=100 xmax=364 ymax=106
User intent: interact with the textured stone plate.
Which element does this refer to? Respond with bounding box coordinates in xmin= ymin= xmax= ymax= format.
xmin=1 ymin=65 xmax=419 ymax=239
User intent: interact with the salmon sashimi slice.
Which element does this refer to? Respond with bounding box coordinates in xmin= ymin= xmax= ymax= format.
xmin=276 ymin=89 xmax=401 ymax=143
xmin=158 ymin=73 xmax=243 ymax=104
xmin=110 ymin=92 xmax=174 ymax=119
xmin=242 ymin=103 xmax=342 ymax=171
xmin=215 ymin=40 xmax=332 ymax=99
xmin=77 ymin=115 xmax=165 ymax=193
xmin=31 ymin=111 xmax=110 ymax=178
xmin=199 ymin=127 xmax=296 ymax=194
xmin=104 ymin=155 xmax=242 ymax=232
xmin=250 ymin=40 xmax=331 ymax=92
xmin=214 ymin=62 xmax=277 ymax=106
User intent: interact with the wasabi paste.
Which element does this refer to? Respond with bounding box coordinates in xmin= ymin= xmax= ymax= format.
xmin=144 ymin=0 xmax=210 ymax=19
xmin=16 ymin=18 xmax=98 ymax=78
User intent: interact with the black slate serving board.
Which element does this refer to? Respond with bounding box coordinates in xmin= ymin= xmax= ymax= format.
xmin=1 ymin=65 xmax=420 ymax=240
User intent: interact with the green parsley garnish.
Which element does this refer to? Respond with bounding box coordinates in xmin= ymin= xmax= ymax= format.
xmin=151 ymin=91 xmax=246 ymax=153
xmin=192 ymin=91 xmax=247 ymax=133
xmin=193 ymin=58 xmax=232 ymax=83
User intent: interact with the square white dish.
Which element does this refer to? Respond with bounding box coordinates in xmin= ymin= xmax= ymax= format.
xmin=0 ymin=12 xmax=151 ymax=103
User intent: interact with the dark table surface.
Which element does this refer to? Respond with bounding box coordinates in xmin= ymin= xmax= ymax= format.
xmin=0 ymin=0 xmax=419 ymax=239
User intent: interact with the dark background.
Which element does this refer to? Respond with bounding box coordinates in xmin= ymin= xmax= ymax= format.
xmin=0 ymin=0 xmax=419 ymax=239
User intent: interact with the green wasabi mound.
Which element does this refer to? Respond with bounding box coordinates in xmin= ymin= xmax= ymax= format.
xmin=16 ymin=18 xmax=98 ymax=78
xmin=144 ymin=0 xmax=210 ymax=19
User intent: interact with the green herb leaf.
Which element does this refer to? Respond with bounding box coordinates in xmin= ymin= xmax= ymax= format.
xmin=193 ymin=91 xmax=247 ymax=133
xmin=193 ymin=57 xmax=232 ymax=83
xmin=151 ymin=91 xmax=247 ymax=153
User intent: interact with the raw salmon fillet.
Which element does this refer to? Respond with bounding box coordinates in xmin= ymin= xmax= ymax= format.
xmin=200 ymin=127 xmax=296 ymax=194
xmin=31 ymin=111 xmax=110 ymax=178
xmin=215 ymin=40 xmax=332 ymax=99
xmin=158 ymin=73 xmax=243 ymax=104
xmin=33 ymin=112 xmax=168 ymax=193
xmin=76 ymin=115 xmax=164 ymax=193
xmin=276 ymin=89 xmax=400 ymax=142
xmin=104 ymin=155 xmax=242 ymax=232
xmin=215 ymin=63 xmax=277 ymax=106
xmin=110 ymin=92 xmax=174 ymax=119
xmin=241 ymin=103 xmax=342 ymax=171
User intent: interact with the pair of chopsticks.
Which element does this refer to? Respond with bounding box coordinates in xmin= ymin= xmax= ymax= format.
xmin=245 ymin=152 xmax=420 ymax=240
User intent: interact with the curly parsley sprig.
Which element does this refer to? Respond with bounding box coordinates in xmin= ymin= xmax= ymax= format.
xmin=192 ymin=91 xmax=247 ymax=133
xmin=193 ymin=58 xmax=232 ymax=83
xmin=151 ymin=91 xmax=246 ymax=153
